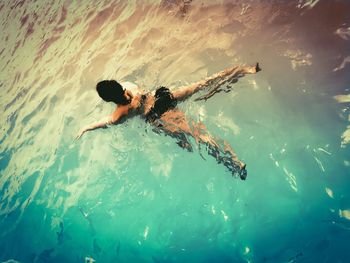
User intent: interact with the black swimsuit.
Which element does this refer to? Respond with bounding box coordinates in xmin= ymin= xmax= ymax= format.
xmin=144 ymin=87 xmax=177 ymax=123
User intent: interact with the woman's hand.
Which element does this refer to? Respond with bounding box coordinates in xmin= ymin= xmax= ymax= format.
xmin=75 ymin=113 xmax=123 ymax=140
xmin=75 ymin=128 xmax=86 ymax=140
xmin=75 ymin=119 xmax=109 ymax=140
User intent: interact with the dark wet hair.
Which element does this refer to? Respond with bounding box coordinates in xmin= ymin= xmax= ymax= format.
xmin=96 ymin=80 xmax=130 ymax=105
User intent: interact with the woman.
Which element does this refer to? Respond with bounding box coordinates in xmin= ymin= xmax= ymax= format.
xmin=76 ymin=63 xmax=261 ymax=180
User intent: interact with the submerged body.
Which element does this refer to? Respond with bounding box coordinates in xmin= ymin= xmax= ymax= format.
xmin=77 ymin=64 xmax=261 ymax=179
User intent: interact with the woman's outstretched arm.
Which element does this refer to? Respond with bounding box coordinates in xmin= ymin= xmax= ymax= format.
xmin=172 ymin=63 xmax=261 ymax=102
xmin=75 ymin=117 xmax=110 ymax=140
xmin=75 ymin=106 xmax=129 ymax=140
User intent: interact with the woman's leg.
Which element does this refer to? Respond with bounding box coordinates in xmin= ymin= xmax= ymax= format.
xmin=153 ymin=110 xmax=247 ymax=179
xmin=151 ymin=110 xmax=194 ymax=152
xmin=191 ymin=121 xmax=247 ymax=180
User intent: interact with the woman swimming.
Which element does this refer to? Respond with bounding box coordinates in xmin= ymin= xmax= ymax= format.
xmin=76 ymin=63 xmax=261 ymax=180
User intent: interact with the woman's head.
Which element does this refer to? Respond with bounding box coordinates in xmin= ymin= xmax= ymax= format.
xmin=96 ymin=80 xmax=131 ymax=105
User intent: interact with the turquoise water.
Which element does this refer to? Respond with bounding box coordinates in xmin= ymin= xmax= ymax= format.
xmin=1 ymin=0 xmax=350 ymax=262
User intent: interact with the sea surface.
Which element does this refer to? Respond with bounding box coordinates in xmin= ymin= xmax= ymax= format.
xmin=1 ymin=0 xmax=350 ymax=262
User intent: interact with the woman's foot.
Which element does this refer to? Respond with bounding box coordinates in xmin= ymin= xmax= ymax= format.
xmin=230 ymin=161 xmax=247 ymax=180
xmin=239 ymin=162 xmax=247 ymax=180
xmin=239 ymin=162 xmax=246 ymax=170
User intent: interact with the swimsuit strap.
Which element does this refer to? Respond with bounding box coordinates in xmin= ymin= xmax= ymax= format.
xmin=137 ymin=92 xmax=149 ymax=114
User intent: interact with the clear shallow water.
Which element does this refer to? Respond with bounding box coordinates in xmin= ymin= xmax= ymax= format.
xmin=1 ymin=0 xmax=350 ymax=262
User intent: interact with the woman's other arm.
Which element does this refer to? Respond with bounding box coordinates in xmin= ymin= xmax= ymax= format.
xmin=172 ymin=63 xmax=261 ymax=102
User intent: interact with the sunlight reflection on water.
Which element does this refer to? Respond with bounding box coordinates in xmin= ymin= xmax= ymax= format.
xmin=0 ymin=0 xmax=350 ymax=262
